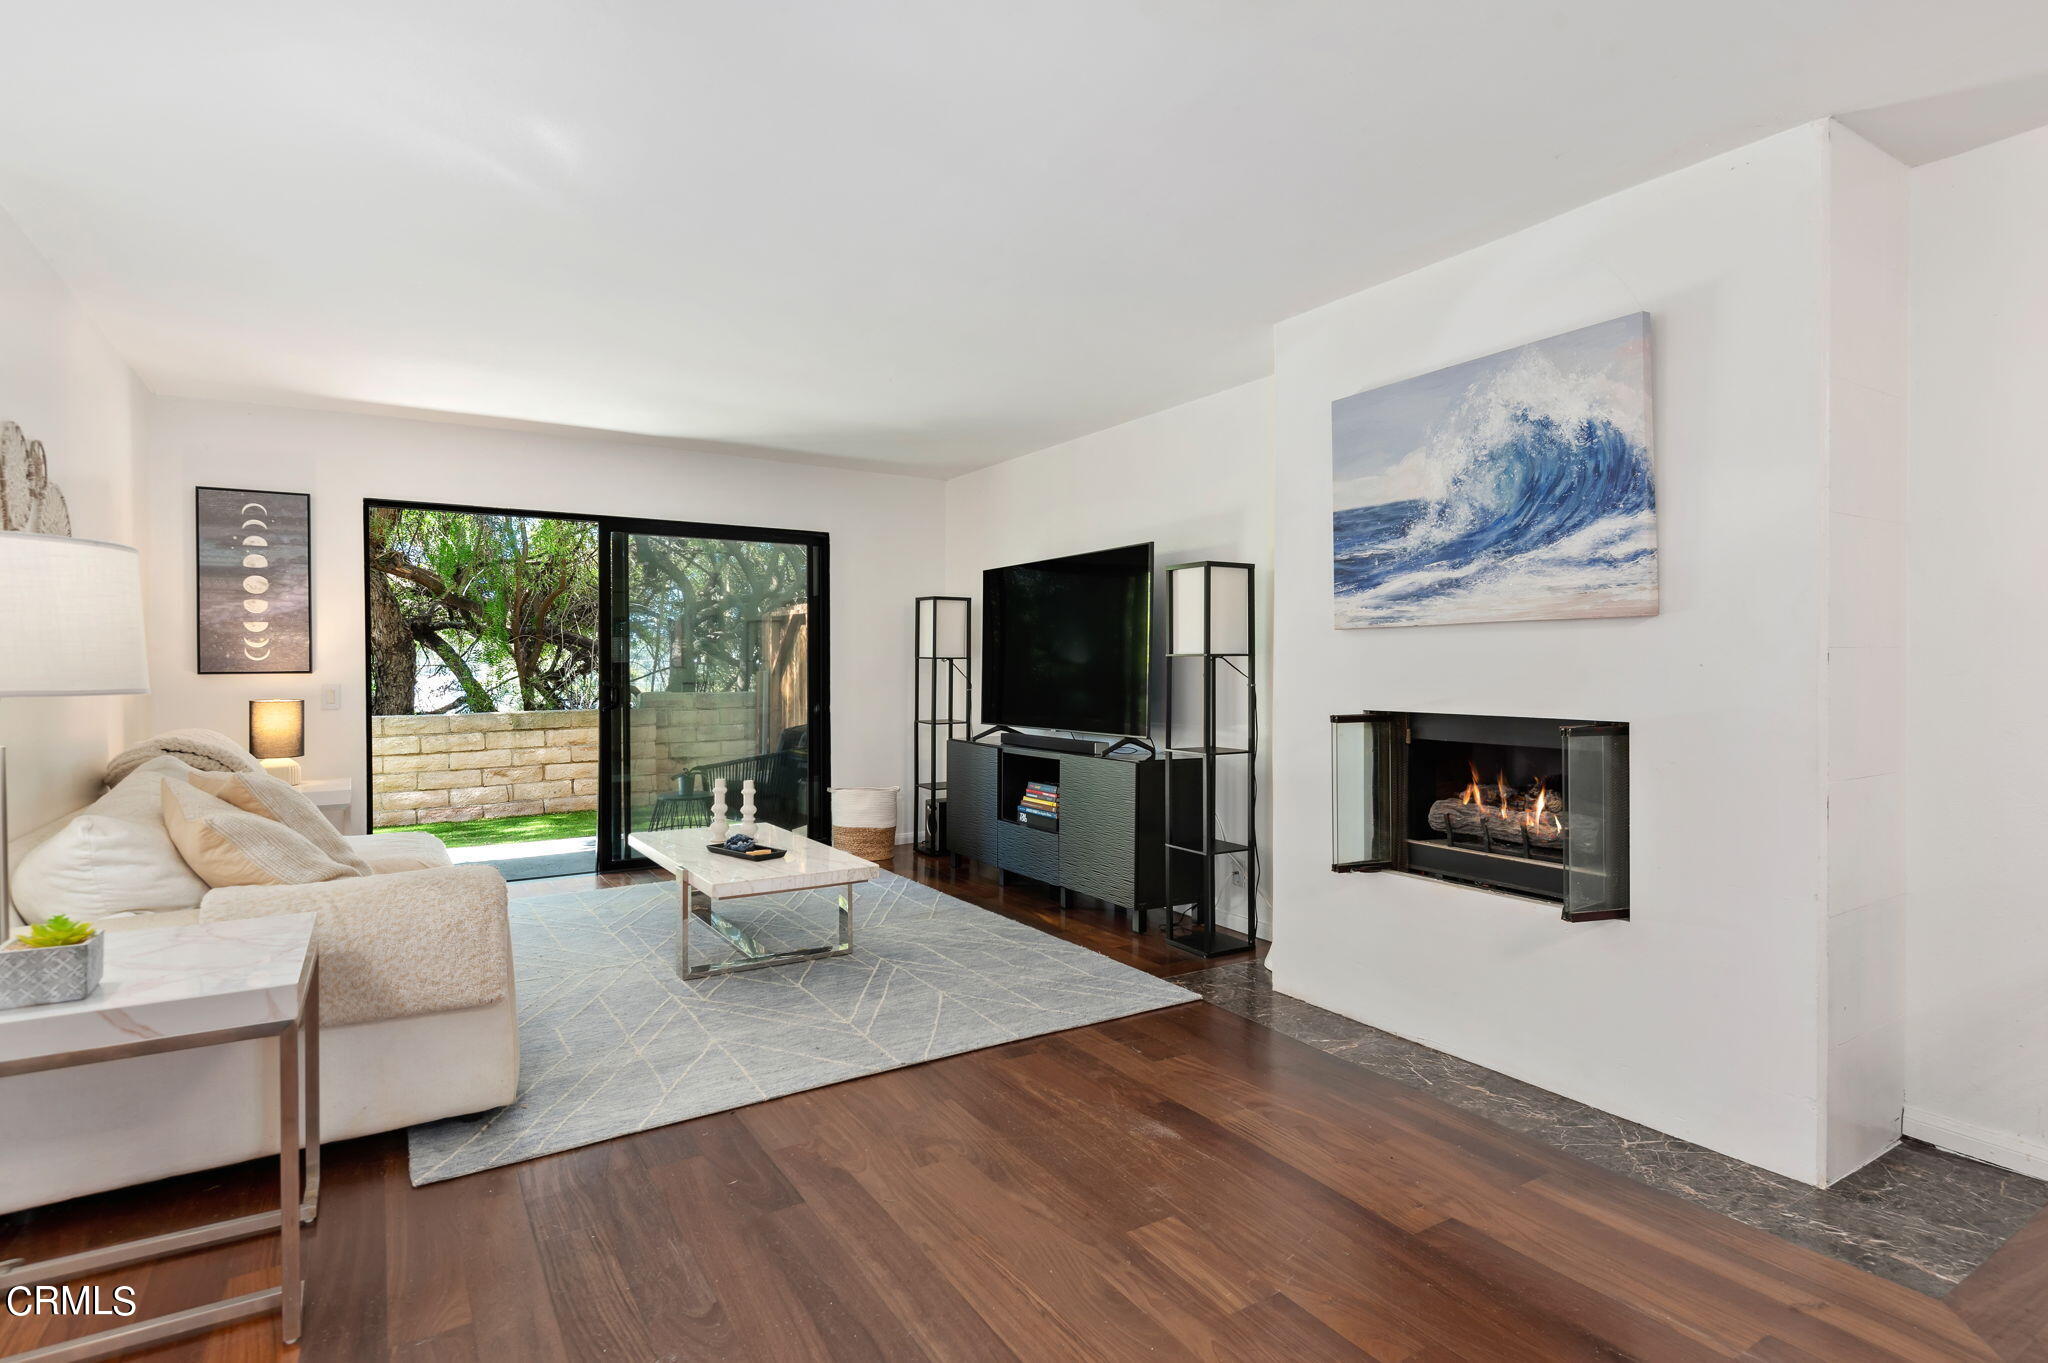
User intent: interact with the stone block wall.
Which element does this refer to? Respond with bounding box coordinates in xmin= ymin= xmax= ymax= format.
xmin=625 ymin=692 xmax=764 ymax=821
xmin=370 ymin=693 xmax=763 ymax=828
xmin=371 ymin=710 xmax=600 ymax=828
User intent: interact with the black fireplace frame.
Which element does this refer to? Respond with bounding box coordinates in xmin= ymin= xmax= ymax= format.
xmin=1331 ymin=710 xmax=1629 ymax=922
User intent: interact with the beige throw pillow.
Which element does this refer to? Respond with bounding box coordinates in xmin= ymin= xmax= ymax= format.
xmin=160 ymin=780 xmax=364 ymax=889
xmin=181 ymin=770 xmax=373 ymax=875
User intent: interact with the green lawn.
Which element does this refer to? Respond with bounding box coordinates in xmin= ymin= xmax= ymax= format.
xmin=380 ymin=809 xmax=596 ymax=849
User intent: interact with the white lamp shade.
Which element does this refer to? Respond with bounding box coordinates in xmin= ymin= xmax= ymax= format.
xmin=0 ymin=533 xmax=150 ymax=696
xmin=917 ymin=597 xmax=970 ymax=659
xmin=1168 ymin=562 xmax=1251 ymax=656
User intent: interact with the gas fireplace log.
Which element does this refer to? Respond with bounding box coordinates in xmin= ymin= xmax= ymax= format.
xmin=1426 ymin=797 xmax=1573 ymax=852
xmin=1427 ymin=799 xmax=1483 ymax=836
xmin=1426 ymin=798 xmax=1568 ymax=831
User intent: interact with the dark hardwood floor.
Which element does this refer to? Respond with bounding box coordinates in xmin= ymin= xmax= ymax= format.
xmin=5 ymin=849 xmax=2045 ymax=1362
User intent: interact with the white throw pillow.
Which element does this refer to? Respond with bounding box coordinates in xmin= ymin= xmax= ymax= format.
xmin=11 ymin=757 xmax=210 ymax=922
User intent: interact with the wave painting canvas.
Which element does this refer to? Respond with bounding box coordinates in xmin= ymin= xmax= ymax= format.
xmin=1332 ymin=313 xmax=1657 ymax=628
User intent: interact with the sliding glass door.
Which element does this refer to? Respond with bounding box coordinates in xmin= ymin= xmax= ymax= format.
xmin=363 ymin=500 xmax=602 ymax=881
xmin=599 ymin=519 xmax=829 ymax=870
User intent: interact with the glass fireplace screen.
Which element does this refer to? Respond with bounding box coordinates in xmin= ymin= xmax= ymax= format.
xmin=1330 ymin=711 xmax=1629 ymax=921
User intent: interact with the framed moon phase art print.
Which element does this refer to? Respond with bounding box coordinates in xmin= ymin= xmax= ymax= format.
xmin=196 ymin=486 xmax=312 ymax=673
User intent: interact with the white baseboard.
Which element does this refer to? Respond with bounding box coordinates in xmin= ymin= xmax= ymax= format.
xmin=1211 ymin=895 xmax=1274 ymax=941
xmin=1903 ymin=1107 xmax=2048 ymax=1181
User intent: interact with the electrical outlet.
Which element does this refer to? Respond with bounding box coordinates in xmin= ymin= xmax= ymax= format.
xmin=1230 ymin=861 xmax=1245 ymax=886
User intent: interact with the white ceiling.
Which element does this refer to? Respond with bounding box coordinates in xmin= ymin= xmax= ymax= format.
xmin=2 ymin=3 xmax=2046 ymax=475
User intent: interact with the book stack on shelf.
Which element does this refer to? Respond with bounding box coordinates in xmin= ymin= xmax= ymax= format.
xmin=1016 ymin=781 xmax=1059 ymax=831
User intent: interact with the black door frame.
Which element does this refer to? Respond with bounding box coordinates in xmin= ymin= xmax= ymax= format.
xmin=597 ymin=514 xmax=830 ymax=873
xmin=360 ymin=498 xmax=831 ymax=875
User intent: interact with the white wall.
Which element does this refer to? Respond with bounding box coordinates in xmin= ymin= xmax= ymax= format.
xmin=942 ymin=379 xmax=1274 ymax=934
xmin=1264 ymin=125 xmax=1839 ymax=1182
xmin=1903 ymin=124 xmax=2048 ymax=1179
xmin=0 ymin=205 xmax=146 ymax=845
xmin=141 ymin=398 xmax=947 ymax=837
xmin=1821 ymin=127 xmax=1910 ymax=1181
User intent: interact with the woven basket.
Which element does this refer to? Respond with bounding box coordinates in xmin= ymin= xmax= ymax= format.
xmin=831 ymin=786 xmax=899 ymax=862
xmin=833 ymin=824 xmax=896 ymax=862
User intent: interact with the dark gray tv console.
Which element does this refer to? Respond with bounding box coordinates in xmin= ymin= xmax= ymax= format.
xmin=945 ymin=737 xmax=1182 ymax=929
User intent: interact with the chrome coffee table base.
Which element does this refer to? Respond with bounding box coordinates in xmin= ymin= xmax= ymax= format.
xmin=681 ymin=887 xmax=853 ymax=980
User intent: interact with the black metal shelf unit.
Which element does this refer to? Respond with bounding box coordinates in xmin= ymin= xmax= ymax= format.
xmin=1161 ymin=561 xmax=1258 ymax=957
xmin=913 ymin=596 xmax=971 ymax=854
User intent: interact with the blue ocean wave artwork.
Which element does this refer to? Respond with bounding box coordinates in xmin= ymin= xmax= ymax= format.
xmin=1331 ymin=313 xmax=1658 ymax=628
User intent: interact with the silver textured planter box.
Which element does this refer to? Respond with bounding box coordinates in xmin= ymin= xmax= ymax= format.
xmin=0 ymin=933 xmax=104 ymax=1008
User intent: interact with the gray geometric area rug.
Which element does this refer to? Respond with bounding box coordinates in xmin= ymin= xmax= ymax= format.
xmin=408 ymin=871 xmax=1196 ymax=1184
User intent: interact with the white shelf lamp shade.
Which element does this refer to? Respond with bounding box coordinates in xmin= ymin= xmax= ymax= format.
xmin=0 ymin=534 xmax=149 ymax=697
xmin=1168 ymin=562 xmax=1251 ymax=656
xmin=917 ymin=597 xmax=970 ymax=659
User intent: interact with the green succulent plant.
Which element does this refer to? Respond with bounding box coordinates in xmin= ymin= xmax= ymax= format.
xmin=15 ymin=915 xmax=96 ymax=949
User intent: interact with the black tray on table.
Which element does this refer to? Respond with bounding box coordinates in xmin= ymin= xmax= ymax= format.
xmin=706 ymin=843 xmax=788 ymax=861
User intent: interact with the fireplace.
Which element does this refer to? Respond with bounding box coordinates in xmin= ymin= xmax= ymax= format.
xmin=1330 ymin=711 xmax=1629 ymax=920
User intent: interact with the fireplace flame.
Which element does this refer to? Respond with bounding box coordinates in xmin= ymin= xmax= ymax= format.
xmin=1461 ymin=761 xmax=1487 ymax=813
xmin=1454 ymin=768 xmax=1560 ymax=834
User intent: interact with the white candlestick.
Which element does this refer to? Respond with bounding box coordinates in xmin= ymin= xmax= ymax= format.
xmin=738 ymin=779 xmax=758 ymax=836
xmin=708 ymin=778 xmax=729 ymax=841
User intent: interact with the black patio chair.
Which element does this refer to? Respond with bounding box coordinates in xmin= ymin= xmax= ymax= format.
xmin=654 ymin=725 xmax=810 ymax=831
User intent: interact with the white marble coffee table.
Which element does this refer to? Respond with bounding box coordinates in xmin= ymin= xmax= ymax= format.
xmin=627 ymin=823 xmax=880 ymax=980
xmin=0 ymin=915 xmax=321 ymax=1359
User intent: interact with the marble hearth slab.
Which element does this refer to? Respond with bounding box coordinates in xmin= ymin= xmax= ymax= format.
xmin=1177 ymin=959 xmax=2048 ymax=1297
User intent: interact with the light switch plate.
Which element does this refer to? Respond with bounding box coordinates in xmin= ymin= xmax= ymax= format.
xmin=321 ymin=686 xmax=341 ymax=710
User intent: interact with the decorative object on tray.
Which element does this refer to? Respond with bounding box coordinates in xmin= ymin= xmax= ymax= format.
xmin=1331 ymin=312 xmax=1658 ymax=628
xmin=0 ymin=420 xmax=73 ymax=533
xmin=831 ymin=785 xmax=899 ymax=861
xmin=737 ymin=778 xmax=758 ymax=836
xmin=708 ymin=777 xmax=730 ymax=841
xmin=196 ymin=485 xmax=312 ymax=673
xmin=707 ymin=832 xmax=787 ymax=861
xmin=0 ymin=914 xmax=103 ymax=1008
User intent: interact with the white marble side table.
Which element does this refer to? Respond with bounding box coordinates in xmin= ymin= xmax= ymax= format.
xmin=0 ymin=915 xmax=321 ymax=1361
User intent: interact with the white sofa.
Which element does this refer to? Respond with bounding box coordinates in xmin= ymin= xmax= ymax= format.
xmin=1 ymin=731 xmax=520 ymax=1215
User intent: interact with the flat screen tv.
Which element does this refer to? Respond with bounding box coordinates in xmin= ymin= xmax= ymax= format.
xmin=982 ymin=542 xmax=1152 ymax=736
